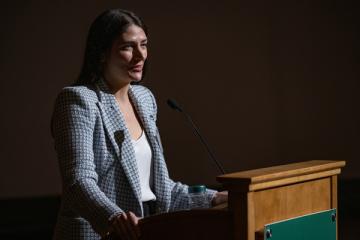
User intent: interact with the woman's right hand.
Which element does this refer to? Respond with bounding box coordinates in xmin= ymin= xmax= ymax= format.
xmin=109 ymin=211 xmax=141 ymax=240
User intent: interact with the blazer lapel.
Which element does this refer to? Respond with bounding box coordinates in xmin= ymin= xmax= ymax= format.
xmin=128 ymin=86 xmax=156 ymax=139
xmin=129 ymin=86 xmax=172 ymax=212
xmin=95 ymin=80 xmax=142 ymax=205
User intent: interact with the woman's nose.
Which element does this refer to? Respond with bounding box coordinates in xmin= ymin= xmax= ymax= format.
xmin=134 ymin=45 xmax=147 ymax=60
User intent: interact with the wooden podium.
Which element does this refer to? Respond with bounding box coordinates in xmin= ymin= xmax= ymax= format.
xmin=138 ymin=160 xmax=345 ymax=240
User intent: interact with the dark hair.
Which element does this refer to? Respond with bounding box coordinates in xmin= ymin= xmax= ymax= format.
xmin=74 ymin=9 xmax=148 ymax=86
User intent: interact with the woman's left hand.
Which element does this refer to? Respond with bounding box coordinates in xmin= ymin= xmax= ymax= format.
xmin=211 ymin=191 xmax=228 ymax=206
xmin=108 ymin=211 xmax=140 ymax=240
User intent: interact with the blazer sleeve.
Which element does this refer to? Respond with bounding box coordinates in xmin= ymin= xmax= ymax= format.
xmin=146 ymin=89 xmax=217 ymax=211
xmin=52 ymin=87 xmax=122 ymax=235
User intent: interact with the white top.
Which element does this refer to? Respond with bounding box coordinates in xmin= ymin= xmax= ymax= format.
xmin=132 ymin=130 xmax=157 ymax=202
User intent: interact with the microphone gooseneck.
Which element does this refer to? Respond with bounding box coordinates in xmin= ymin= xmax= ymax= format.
xmin=166 ymin=99 xmax=183 ymax=112
xmin=167 ymin=98 xmax=226 ymax=174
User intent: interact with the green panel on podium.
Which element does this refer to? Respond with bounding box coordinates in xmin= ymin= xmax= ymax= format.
xmin=264 ymin=209 xmax=336 ymax=240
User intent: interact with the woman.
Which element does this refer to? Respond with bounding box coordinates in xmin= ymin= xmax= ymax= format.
xmin=51 ymin=9 xmax=227 ymax=240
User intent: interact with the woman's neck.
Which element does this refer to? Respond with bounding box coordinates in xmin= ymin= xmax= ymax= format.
xmin=113 ymin=84 xmax=130 ymax=103
xmin=104 ymin=75 xmax=131 ymax=103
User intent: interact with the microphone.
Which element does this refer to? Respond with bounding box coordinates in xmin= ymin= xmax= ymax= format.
xmin=167 ymin=99 xmax=226 ymax=174
xmin=167 ymin=99 xmax=183 ymax=112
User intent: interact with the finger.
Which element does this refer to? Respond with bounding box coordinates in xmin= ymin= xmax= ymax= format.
xmin=120 ymin=213 xmax=135 ymax=240
xmin=128 ymin=212 xmax=141 ymax=237
xmin=221 ymin=191 xmax=228 ymax=196
xmin=214 ymin=191 xmax=228 ymax=205
xmin=124 ymin=212 xmax=139 ymax=240
xmin=113 ymin=216 xmax=128 ymax=240
xmin=112 ymin=214 xmax=127 ymax=240
xmin=221 ymin=191 xmax=229 ymax=202
xmin=111 ymin=214 xmax=123 ymax=236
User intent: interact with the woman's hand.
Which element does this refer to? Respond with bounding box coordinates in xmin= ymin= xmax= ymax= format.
xmin=109 ymin=211 xmax=141 ymax=240
xmin=211 ymin=191 xmax=228 ymax=206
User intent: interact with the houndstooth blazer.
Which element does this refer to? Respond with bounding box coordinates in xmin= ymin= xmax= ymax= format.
xmin=51 ymin=79 xmax=216 ymax=240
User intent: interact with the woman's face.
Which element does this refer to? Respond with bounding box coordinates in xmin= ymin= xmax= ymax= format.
xmin=104 ymin=24 xmax=148 ymax=85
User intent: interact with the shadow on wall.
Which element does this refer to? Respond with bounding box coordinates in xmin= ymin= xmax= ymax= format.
xmin=0 ymin=179 xmax=359 ymax=239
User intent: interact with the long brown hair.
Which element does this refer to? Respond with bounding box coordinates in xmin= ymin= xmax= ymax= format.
xmin=74 ymin=9 xmax=148 ymax=86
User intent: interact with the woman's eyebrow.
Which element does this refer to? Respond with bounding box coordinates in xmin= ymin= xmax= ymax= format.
xmin=120 ymin=38 xmax=148 ymax=44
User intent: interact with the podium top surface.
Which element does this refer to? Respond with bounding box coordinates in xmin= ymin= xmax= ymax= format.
xmin=217 ymin=160 xmax=345 ymax=187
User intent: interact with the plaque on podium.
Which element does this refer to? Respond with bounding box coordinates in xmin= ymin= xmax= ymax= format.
xmin=261 ymin=209 xmax=336 ymax=240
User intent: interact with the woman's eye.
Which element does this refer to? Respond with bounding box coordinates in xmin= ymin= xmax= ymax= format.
xmin=120 ymin=45 xmax=132 ymax=50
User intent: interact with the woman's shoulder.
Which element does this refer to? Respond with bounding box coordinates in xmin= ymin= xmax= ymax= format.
xmin=132 ymin=84 xmax=156 ymax=98
xmin=131 ymin=84 xmax=158 ymax=114
xmin=131 ymin=84 xmax=156 ymax=103
xmin=58 ymin=85 xmax=98 ymax=100
xmin=131 ymin=84 xmax=153 ymax=96
xmin=55 ymin=84 xmax=98 ymax=107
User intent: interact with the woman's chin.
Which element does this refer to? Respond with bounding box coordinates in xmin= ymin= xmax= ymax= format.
xmin=128 ymin=72 xmax=143 ymax=82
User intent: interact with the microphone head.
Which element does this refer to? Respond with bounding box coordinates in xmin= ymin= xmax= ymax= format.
xmin=167 ymin=99 xmax=183 ymax=112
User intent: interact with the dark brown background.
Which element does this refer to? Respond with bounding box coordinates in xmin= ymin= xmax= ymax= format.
xmin=0 ymin=0 xmax=359 ymax=199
